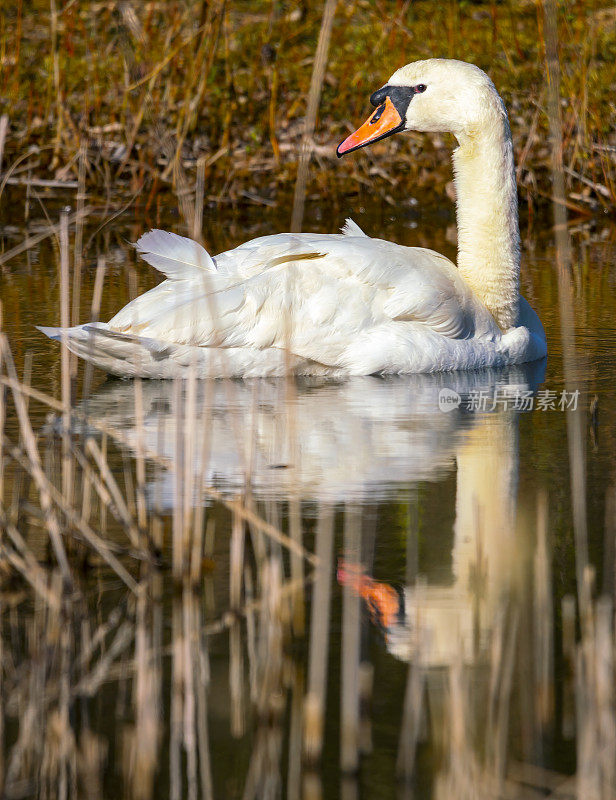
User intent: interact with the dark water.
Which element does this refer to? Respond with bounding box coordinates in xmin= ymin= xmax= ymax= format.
xmin=1 ymin=192 xmax=615 ymax=798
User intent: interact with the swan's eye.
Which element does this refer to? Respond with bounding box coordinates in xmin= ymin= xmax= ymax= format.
xmin=415 ymin=84 xmax=427 ymax=93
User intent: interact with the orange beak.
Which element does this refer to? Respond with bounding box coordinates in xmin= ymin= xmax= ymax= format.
xmin=337 ymin=96 xmax=405 ymax=157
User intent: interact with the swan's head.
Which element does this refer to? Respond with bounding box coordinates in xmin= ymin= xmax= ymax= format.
xmin=337 ymin=59 xmax=506 ymax=157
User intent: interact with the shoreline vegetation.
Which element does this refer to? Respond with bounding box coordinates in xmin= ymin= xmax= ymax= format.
xmin=1 ymin=0 xmax=616 ymax=224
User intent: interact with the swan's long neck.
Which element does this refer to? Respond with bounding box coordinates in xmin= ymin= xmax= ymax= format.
xmin=452 ymin=113 xmax=520 ymax=330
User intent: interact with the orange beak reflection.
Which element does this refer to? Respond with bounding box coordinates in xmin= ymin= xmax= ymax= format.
xmin=337 ymin=96 xmax=405 ymax=157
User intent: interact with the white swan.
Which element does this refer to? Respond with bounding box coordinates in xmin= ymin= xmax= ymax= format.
xmin=39 ymin=59 xmax=546 ymax=378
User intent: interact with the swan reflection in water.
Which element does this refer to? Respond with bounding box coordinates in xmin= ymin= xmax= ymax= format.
xmin=80 ymin=359 xmax=545 ymax=667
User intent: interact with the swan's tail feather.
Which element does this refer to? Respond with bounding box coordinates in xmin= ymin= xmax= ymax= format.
xmin=37 ymin=323 xmax=179 ymax=378
xmin=135 ymin=230 xmax=216 ymax=280
xmin=36 ymin=325 xmax=63 ymax=342
xmin=36 ymin=323 xmax=309 ymax=378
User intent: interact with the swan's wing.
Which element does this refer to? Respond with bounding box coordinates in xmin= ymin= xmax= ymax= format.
xmin=109 ymin=231 xmax=495 ymax=363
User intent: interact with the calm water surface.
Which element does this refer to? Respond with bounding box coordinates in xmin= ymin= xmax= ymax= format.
xmin=1 ymin=194 xmax=615 ymax=798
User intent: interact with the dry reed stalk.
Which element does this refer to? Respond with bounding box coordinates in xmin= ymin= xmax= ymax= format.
xmin=303 ymin=504 xmax=334 ymax=765
xmin=405 ymin=490 xmax=419 ymax=588
xmin=172 ymin=378 xmax=184 ymax=581
xmin=490 ymin=608 xmax=519 ymax=784
xmin=244 ymin=496 xmax=268 ymax=593
xmin=59 ymin=211 xmax=74 ymax=511
xmin=170 ymin=596 xmax=183 ymax=800
xmin=290 ymin=0 xmax=339 ymax=232
xmin=230 ymin=510 xmax=245 ymax=611
xmin=82 ymin=254 xmax=106 ymax=402
xmin=575 ymin=593 xmax=616 ymax=798
xmin=230 ymin=617 xmax=245 ymax=740
xmin=150 ymin=408 xmax=167 ymax=558
xmin=132 ymin=379 xmax=148 ymax=534
xmin=66 ymin=145 xmax=88 ymax=386
xmin=191 ymin=587 xmax=214 ymax=800
xmin=562 ymin=595 xmax=576 ymax=740
xmin=245 ymin=565 xmax=258 ymax=702
xmin=49 ymin=0 xmax=63 ymax=170
xmin=268 ymin=58 xmax=281 ymax=165
xmin=70 ymin=142 xmax=87 ymax=334
xmin=182 ymin=366 xmax=198 ymax=571
xmin=534 ymin=491 xmax=554 ymax=727
xmin=397 ymin=575 xmax=427 ymax=781
xmin=482 ymin=604 xmax=519 ymax=788
xmin=241 ymin=557 xmax=286 ymax=800
xmin=24 ymin=163 xmax=32 ymax=222
xmin=0 ymin=115 xmax=8 ymax=175
xmin=182 ymin=590 xmax=198 ymax=800
xmin=284 ymin=370 xmax=305 ymax=635
xmin=120 ymin=448 xmax=142 ymax=532
xmin=193 ymin=156 xmax=206 ymax=243
xmin=9 ymin=352 xmax=33 ymax=523
xmin=91 ymin=255 xmax=106 ymax=321
xmin=287 ymin=664 xmax=304 ymax=800
xmin=358 ymin=662 xmax=374 ymax=756
xmin=190 ymin=379 xmax=214 ymax=585
xmin=289 ymin=495 xmax=305 ymax=635
xmin=542 ymin=0 xmax=589 ymax=615
xmin=397 ymin=660 xmax=426 ymax=783
xmin=340 ymin=505 xmax=361 ymax=774
xmin=1 ymin=340 xmax=71 ymax=582
xmin=188 ymin=500 xmax=204 ymax=586
xmin=593 ymin=599 xmax=616 ymax=794
xmin=265 ymin=499 xmax=283 ymax=565
xmin=230 ymin=510 xmax=246 ymax=739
